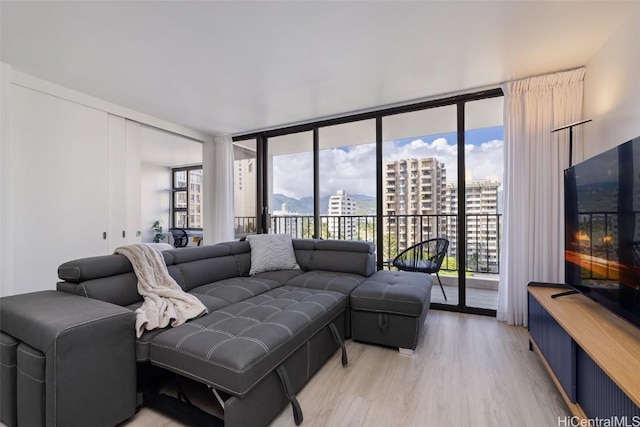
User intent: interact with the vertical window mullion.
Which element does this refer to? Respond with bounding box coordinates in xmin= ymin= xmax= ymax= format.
xmin=313 ymin=128 xmax=320 ymax=238
xmin=186 ymin=170 xmax=190 ymax=229
xmin=376 ymin=117 xmax=383 ymax=270
xmin=457 ymin=102 xmax=466 ymax=309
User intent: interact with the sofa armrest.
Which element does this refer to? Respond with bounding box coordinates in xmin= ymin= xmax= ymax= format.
xmin=0 ymin=290 xmax=137 ymax=427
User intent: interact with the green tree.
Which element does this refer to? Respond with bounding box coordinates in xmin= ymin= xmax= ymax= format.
xmin=382 ymin=234 xmax=398 ymax=261
xmin=356 ymin=219 xmax=376 ymax=242
xmin=440 ymin=256 xmax=474 ymax=276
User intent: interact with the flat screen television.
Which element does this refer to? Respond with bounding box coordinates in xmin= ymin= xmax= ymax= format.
xmin=564 ymin=136 xmax=640 ymax=328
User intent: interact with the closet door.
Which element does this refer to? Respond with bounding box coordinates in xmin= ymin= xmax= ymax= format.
xmin=11 ymin=85 xmax=109 ymax=292
xmin=107 ymin=115 xmax=142 ymax=252
xmin=124 ymin=119 xmax=141 ymax=245
xmin=108 ymin=114 xmax=128 ymax=252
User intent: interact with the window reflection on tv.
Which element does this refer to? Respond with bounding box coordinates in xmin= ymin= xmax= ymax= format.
xmin=564 ymin=137 xmax=640 ymax=327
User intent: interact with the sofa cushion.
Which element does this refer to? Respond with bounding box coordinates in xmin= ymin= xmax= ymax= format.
xmin=252 ymin=269 xmax=304 ymax=284
xmin=129 ymin=294 xmax=233 ymax=362
xmin=350 ymin=270 xmax=432 ymax=317
xmin=286 ymin=270 xmax=366 ymax=295
xmin=189 ymin=277 xmax=283 ymax=305
xmin=149 ymin=286 xmax=346 ymax=396
xmin=134 ymin=327 xmax=168 ymax=362
xmin=247 ymin=234 xmax=300 ymax=275
xmin=174 ymin=257 xmax=241 ymax=292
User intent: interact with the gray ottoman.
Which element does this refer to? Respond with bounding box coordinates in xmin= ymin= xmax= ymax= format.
xmin=350 ymin=270 xmax=433 ymax=354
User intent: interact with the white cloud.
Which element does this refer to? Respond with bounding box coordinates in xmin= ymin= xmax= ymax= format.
xmin=465 ymin=139 xmax=504 ymax=184
xmin=272 ymin=136 xmax=503 ymax=199
xmin=272 ymin=151 xmax=314 ymax=198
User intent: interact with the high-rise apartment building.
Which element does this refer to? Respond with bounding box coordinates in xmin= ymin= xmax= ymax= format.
xmin=188 ymin=170 xmax=203 ymax=229
xmin=327 ymin=190 xmax=357 ymax=240
xmin=383 ymin=158 xmax=447 ymax=249
xmin=234 ymin=158 xmax=257 ymax=234
xmin=445 ymin=178 xmax=500 ymax=273
xmin=272 ymin=203 xmax=304 ymax=237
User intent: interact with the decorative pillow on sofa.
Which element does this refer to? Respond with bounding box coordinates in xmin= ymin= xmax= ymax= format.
xmin=246 ymin=234 xmax=300 ymax=275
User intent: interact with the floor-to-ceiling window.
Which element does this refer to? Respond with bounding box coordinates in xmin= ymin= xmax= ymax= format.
xmin=382 ymin=105 xmax=459 ymax=307
xmin=319 ymin=120 xmax=376 ymax=242
xmin=269 ymin=132 xmax=314 ymax=237
xmin=233 ymin=88 xmax=503 ymax=316
xmin=463 ymin=97 xmax=504 ymax=310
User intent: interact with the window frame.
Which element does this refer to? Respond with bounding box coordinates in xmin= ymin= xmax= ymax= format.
xmin=232 ymin=88 xmax=503 ymax=317
xmin=171 ymin=165 xmax=203 ymax=230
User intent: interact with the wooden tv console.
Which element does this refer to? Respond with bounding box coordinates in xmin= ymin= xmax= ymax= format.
xmin=528 ymin=283 xmax=640 ymax=419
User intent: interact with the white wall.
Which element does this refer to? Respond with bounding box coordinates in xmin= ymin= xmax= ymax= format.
xmin=141 ymin=162 xmax=171 ymax=243
xmin=138 ymin=125 xmax=203 ymax=244
xmin=0 ymin=64 xmax=209 ymax=296
xmin=1 ymin=62 xmax=13 ymax=296
xmin=584 ymin=3 xmax=640 ymax=159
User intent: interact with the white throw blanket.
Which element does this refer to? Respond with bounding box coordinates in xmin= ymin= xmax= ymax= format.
xmin=115 ymin=244 xmax=207 ymax=338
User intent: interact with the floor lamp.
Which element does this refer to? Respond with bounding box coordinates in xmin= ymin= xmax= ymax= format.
xmin=551 ymin=119 xmax=592 ymax=167
xmin=550 ymin=118 xmax=591 ymax=299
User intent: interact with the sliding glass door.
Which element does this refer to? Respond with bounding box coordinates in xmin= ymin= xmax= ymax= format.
xmin=382 ymin=106 xmax=458 ymax=307
xmin=463 ymin=97 xmax=504 ymax=310
xmin=234 ymin=88 xmax=503 ymax=315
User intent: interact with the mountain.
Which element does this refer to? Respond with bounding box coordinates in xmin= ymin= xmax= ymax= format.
xmin=349 ymin=194 xmax=376 ymax=216
xmin=272 ymin=194 xmax=313 ymax=215
xmin=272 ymin=193 xmax=376 ymax=216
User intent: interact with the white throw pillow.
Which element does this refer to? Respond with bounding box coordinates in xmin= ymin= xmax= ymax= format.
xmin=247 ymin=234 xmax=300 ymax=275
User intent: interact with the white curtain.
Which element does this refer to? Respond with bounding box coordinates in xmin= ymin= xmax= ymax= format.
xmin=498 ymin=68 xmax=585 ymax=326
xmin=203 ymin=134 xmax=235 ymax=244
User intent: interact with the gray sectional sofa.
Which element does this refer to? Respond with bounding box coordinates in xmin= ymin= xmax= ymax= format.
xmin=0 ymin=238 xmax=433 ymax=427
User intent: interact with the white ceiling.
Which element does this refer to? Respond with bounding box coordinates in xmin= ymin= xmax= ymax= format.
xmin=1 ymin=1 xmax=638 ymax=137
xmin=139 ymin=124 xmax=203 ymax=167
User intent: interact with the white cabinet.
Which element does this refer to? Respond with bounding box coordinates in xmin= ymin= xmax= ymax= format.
xmin=9 ymin=85 xmax=141 ymax=293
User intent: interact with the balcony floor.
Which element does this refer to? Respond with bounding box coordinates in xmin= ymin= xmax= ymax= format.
xmin=430 ymin=284 xmax=498 ymax=311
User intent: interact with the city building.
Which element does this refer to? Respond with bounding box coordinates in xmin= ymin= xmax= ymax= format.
xmin=173 ymin=168 xmax=203 ymax=229
xmin=233 ymin=158 xmax=257 ymax=235
xmin=444 ymin=178 xmax=501 ymax=273
xmin=327 ymin=190 xmax=358 ymax=240
xmin=382 ymin=158 xmax=448 ymax=249
xmin=272 ymin=203 xmax=304 ymax=237
xmin=233 ymin=158 xmax=257 ymax=218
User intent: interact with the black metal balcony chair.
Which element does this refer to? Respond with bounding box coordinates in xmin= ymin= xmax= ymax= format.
xmin=392 ymin=238 xmax=450 ymax=301
xmin=170 ymin=228 xmax=189 ymax=248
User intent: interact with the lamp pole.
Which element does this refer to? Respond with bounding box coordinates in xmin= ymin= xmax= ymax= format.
xmin=550 ymin=118 xmax=592 ymax=299
xmin=551 ymin=119 xmax=592 ymax=167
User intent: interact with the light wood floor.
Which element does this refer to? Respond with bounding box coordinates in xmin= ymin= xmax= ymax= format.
xmin=124 ymin=310 xmax=569 ymax=427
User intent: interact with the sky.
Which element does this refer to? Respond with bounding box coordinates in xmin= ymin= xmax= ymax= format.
xmin=272 ymin=126 xmax=504 ymax=199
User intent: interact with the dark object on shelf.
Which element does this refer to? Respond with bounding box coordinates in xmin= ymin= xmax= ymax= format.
xmin=171 ymin=228 xmax=189 ymax=248
xmin=564 ymin=135 xmax=640 ymax=328
xmin=393 ymin=238 xmax=449 ymax=300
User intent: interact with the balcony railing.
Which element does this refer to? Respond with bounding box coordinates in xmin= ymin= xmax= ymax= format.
xmin=235 ymin=213 xmax=502 ymax=274
xmin=234 ymin=216 xmax=257 ymax=237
